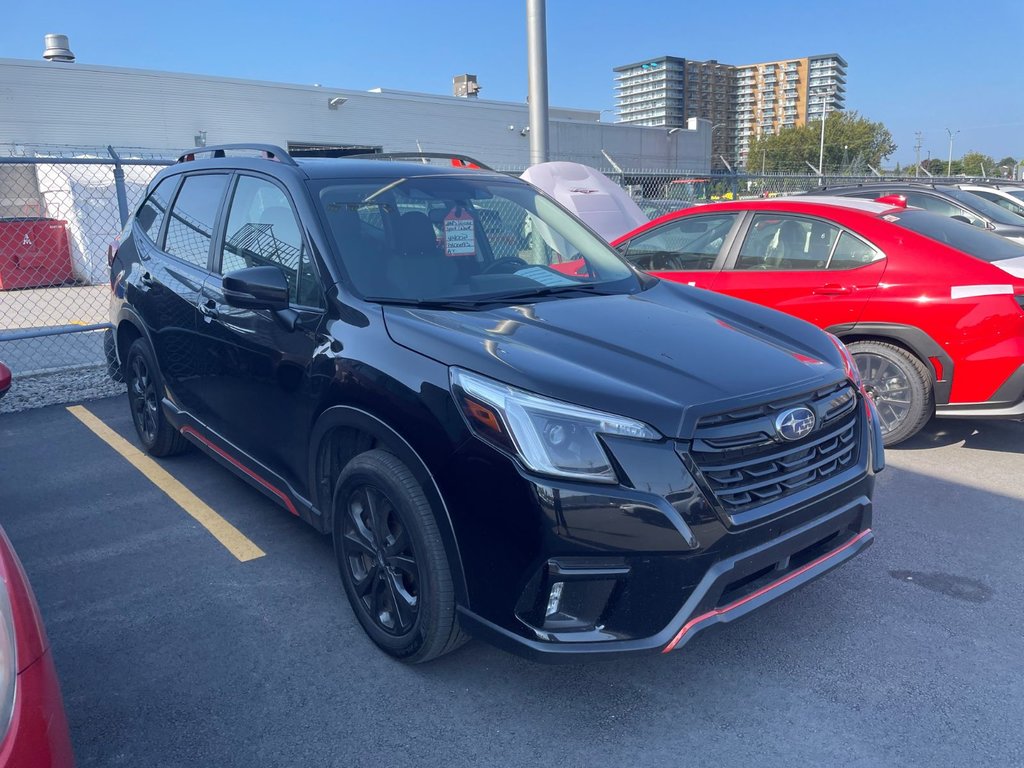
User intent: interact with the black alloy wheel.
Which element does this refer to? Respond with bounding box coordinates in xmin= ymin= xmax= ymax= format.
xmin=341 ymin=483 xmax=420 ymax=635
xmin=848 ymin=340 xmax=933 ymax=446
xmin=333 ymin=449 xmax=466 ymax=663
xmin=124 ymin=337 xmax=189 ymax=457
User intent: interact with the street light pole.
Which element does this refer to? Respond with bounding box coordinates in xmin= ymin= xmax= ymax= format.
xmin=526 ymin=0 xmax=550 ymax=165
xmin=946 ymin=128 xmax=959 ymax=177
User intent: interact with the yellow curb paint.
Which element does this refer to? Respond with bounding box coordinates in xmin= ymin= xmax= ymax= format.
xmin=66 ymin=405 xmax=266 ymax=562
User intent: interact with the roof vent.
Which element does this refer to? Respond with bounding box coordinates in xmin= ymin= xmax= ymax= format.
xmin=43 ymin=34 xmax=75 ymax=63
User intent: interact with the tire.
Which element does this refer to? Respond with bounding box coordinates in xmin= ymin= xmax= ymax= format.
xmin=124 ymin=338 xmax=189 ymax=457
xmin=333 ymin=449 xmax=466 ymax=663
xmin=847 ymin=340 xmax=933 ymax=446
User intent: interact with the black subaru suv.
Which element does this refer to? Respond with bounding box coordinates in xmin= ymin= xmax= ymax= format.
xmin=107 ymin=145 xmax=883 ymax=663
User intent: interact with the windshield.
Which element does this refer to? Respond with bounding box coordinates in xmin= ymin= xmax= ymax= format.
xmin=890 ymin=210 xmax=1024 ymax=262
xmin=944 ymin=187 xmax=1024 ymax=226
xmin=313 ymin=175 xmax=640 ymax=305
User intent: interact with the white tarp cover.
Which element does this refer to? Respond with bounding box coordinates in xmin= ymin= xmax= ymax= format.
xmin=520 ymin=162 xmax=648 ymax=243
xmin=37 ymin=163 xmax=163 ymax=284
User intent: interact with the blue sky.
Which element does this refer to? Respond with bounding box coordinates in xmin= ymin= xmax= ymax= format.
xmin=3 ymin=0 xmax=1022 ymax=166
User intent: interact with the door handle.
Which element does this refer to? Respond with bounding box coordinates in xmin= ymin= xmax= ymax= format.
xmin=813 ymin=283 xmax=851 ymax=295
xmin=198 ymin=300 xmax=220 ymax=320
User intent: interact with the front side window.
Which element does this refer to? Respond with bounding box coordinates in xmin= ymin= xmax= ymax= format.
xmin=164 ymin=174 xmax=229 ymax=268
xmin=314 ymin=176 xmax=640 ymax=304
xmin=736 ymin=214 xmax=837 ymax=270
xmin=136 ymin=176 xmax=177 ymax=246
xmin=622 ymin=213 xmax=737 ymax=271
xmin=221 ymin=176 xmax=322 ymax=307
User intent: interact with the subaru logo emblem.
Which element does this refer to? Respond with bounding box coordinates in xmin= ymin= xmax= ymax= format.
xmin=775 ymin=407 xmax=815 ymax=441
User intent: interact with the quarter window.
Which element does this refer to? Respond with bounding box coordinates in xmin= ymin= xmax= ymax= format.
xmin=164 ymin=174 xmax=229 ymax=268
xmin=828 ymin=231 xmax=884 ymax=269
xmin=221 ymin=176 xmax=322 ymax=307
xmin=623 ymin=213 xmax=738 ymax=271
xmin=736 ymin=214 xmax=837 ymax=270
xmin=136 ymin=177 xmax=177 ymax=247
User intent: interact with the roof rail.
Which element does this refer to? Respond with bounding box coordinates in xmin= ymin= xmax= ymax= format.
xmin=344 ymin=152 xmax=494 ymax=171
xmin=176 ymin=144 xmax=298 ymax=166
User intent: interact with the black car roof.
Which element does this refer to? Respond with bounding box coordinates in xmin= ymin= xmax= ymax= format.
xmin=161 ymin=155 xmax=510 ymax=182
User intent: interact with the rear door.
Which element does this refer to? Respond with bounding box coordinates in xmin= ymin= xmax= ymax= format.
xmin=617 ymin=211 xmax=742 ymax=289
xmin=713 ymin=212 xmax=886 ymax=329
xmin=194 ymin=173 xmax=327 ymax=493
xmin=128 ymin=172 xmax=228 ymax=414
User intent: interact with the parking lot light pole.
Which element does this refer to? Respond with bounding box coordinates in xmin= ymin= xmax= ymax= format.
xmin=946 ymin=128 xmax=959 ymax=176
xmin=526 ymin=0 xmax=550 ymax=165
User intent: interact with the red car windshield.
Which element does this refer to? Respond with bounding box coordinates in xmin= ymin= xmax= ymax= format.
xmin=889 ymin=211 xmax=1024 ymax=263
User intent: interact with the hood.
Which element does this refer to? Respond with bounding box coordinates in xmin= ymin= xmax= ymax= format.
xmin=383 ymin=281 xmax=846 ymax=438
xmin=521 ymin=162 xmax=649 ymax=242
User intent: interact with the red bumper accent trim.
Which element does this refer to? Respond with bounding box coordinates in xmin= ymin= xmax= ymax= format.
xmin=663 ymin=528 xmax=873 ymax=653
xmin=180 ymin=426 xmax=299 ymax=516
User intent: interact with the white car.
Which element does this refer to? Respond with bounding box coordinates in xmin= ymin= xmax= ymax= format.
xmin=958 ymin=184 xmax=1024 ymax=218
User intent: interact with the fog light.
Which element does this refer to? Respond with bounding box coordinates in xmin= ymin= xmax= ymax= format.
xmin=545 ymin=581 xmax=564 ymax=617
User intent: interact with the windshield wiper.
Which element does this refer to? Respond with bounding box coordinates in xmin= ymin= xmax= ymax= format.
xmin=475 ymin=283 xmax=618 ymax=304
xmin=367 ymin=297 xmax=490 ymax=310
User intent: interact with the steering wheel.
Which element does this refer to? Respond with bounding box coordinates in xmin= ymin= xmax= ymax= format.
xmin=482 ymin=257 xmax=530 ymax=274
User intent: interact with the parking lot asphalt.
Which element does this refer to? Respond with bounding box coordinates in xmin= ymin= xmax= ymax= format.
xmin=1 ymin=396 xmax=1022 ymax=768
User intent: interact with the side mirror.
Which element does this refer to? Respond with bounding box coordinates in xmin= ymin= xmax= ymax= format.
xmin=222 ymin=266 xmax=290 ymax=311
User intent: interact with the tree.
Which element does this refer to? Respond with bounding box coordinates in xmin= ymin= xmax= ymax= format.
xmin=959 ymin=151 xmax=996 ymax=177
xmin=744 ymin=111 xmax=896 ymax=173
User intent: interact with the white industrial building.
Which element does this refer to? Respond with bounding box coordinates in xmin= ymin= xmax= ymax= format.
xmin=0 ymin=56 xmax=712 ymax=172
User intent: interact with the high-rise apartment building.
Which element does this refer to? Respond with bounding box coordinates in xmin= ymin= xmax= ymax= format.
xmin=614 ymin=53 xmax=847 ymax=168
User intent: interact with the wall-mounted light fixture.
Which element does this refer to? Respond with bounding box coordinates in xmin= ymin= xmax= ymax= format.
xmin=328 ymin=97 xmax=348 ymax=110
xmin=194 ymin=130 xmax=207 ymax=147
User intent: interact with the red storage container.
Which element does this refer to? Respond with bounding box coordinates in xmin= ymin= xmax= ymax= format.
xmin=0 ymin=218 xmax=74 ymax=290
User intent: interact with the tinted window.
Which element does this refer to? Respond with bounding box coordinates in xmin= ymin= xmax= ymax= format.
xmin=829 ymin=231 xmax=884 ymax=270
xmin=136 ymin=176 xmax=177 ymax=246
xmin=901 ymin=192 xmax=975 ymax=222
xmin=890 ymin=210 xmax=1024 ymax=263
xmin=221 ymin=176 xmax=322 ymax=307
xmin=623 ymin=213 xmax=737 ymax=271
xmin=971 ymin=190 xmax=1024 ymax=217
xmin=165 ymin=174 xmax=229 ymax=268
xmin=736 ymin=214 xmax=837 ymax=270
xmin=944 ymin=187 xmax=1024 ymax=226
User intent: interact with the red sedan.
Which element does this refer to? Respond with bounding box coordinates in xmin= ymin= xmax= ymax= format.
xmin=0 ymin=362 xmax=9 ymax=400
xmin=0 ymin=527 xmax=74 ymax=767
xmin=612 ymin=196 xmax=1024 ymax=444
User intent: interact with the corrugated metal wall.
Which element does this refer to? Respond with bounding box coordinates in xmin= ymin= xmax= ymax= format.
xmin=0 ymin=59 xmax=710 ymax=172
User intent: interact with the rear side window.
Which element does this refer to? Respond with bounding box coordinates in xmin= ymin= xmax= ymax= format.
xmin=828 ymin=231 xmax=884 ymax=270
xmin=136 ymin=177 xmax=177 ymax=246
xmin=165 ymin=174 xmax=229 ymax=268
xmin=736 ymin=214 xmax=838 ymax=270
xmin=623 ymin=213 xmax=738 ymax=271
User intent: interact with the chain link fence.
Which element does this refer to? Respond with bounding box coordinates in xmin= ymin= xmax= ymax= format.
xmin=0 ymin=144 xmax=1000 ymax=409
xmin=0 ymin=147 xmax=173 ymax=410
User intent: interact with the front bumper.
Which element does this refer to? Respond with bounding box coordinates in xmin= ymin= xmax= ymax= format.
xmin=455 ymin=474 xmax=874 ymax=662
xmin=0 ymin=650 xmax=75 ymax=768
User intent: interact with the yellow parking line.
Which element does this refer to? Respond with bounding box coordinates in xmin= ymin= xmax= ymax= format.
xmin=66 ymin=405 xmax=266 ymax=562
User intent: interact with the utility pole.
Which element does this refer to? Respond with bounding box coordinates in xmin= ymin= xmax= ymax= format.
xmin=946 ymin=128 xmax=959 ymax=177
xmin=914 ymin=131 xmax=923 ymax=178
xmin=526 ymin=0 xmax=550 ymax=165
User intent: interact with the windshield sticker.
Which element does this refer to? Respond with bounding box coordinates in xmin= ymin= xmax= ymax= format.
xmin=444 ymin=209 xmax=477 ymax=257
xmin=514 ymin=266 xmax=577 ymax=286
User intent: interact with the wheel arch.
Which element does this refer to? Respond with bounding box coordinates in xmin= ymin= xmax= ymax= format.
xmin=828 ymin=322 xmax=952 ymax=405
xmin=309 ymin=405 xmax=469 ymax=605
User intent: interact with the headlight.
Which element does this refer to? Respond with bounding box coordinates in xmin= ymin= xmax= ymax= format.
xmin=450 ymin=368 xmax=660 ymax=483
xmin=0 ymin=576 xmax=17 ymax=744
xmin=827 ymin=333 xmax=863 ymax=388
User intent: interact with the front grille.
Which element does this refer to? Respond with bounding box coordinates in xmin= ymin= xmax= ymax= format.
xmin=689 ymin=381 xmax=860 ymax=513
